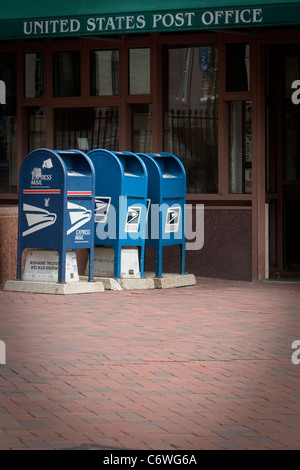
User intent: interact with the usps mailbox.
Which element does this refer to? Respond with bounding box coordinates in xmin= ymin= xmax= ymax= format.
xmin=17 ymin=148 xmax=95 ymax=283
xmin=87 ymin=149 xmax=148 ymax=278
xmin=138 ymin=152 xmax=186 ymax=278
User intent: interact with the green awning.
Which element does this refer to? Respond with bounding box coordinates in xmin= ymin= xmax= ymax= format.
xmin=1 ymin=0 xmax=300 ymax=40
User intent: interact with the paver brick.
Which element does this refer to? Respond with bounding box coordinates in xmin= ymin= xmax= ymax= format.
xmin=0 ymin=277 xmax=300 ymax=450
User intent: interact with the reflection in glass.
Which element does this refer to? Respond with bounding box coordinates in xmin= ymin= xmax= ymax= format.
xmin=54 ymin=107 xmax=119 ymax=151
xmin=129 ymin=48 xmax=150 ymax=95
xmin=90 ymin=50 xmax=119 ymax=96
xmin=283 ymin=186 xmax=300 ymax=271
xmin=283 ymin=55 xmax=300 ymax=181
xmin=164 ymin=46 xmax=218 ymax=193
xmin=28 ymin=107 xmax=46 ymax=151
xmin=0 ymin=53 xmax=17 ymax=193
xmin=53 ymin=51 xmax=81 ymax=97
xmin=226 ymin=43 xmax=250 ymax=92
xmin=229 ymin=101 xmax=252 ymax=194
xmin=25 ymin=53 xmax=44 ymax=98
xmin=132 ymin=104 xmax=152 ymax=153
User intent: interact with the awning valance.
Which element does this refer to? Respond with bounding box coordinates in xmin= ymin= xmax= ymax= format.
xmin=1 ymin=0 xmax=300 ymax=40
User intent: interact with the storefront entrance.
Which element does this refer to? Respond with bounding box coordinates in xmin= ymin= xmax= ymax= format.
xmin=267 ymin=45 xmax=300 ymax=277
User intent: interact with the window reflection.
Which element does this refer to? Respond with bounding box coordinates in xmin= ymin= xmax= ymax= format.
xmin=129 ymin=48 xmax=150 ymax=95
xmin=0 ymin=52 xmax=17 ymax=193
xmin=90 ymin=50 xmax=119 ymax=96
xmin=54 ymin=107 xmax=119 ymax=151
xmin=164 ymin=46 xmax=218 ymax=194
xmin=229 ymin=101 xmax=252 ymax=194
xmin=132 ymin=104 xmax=152 ymax=153
xmin=283 ymin=55 xmax=300 ymax=181
xmin=53 ymin=51 xmax=81 ymax=97
xmin=25 ymin=53 xmax=44 ymax=98
xmin=28 ymin=107 xmax=46 ymax=152
xmin=226 ymin=43 xmax=250 ymax=92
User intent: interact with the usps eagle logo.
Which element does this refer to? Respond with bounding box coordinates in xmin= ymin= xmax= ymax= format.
xmin=22 ymin=203 xmax=57 ymax=236
xmin=67 ymin=202 xmax=92 ymax=235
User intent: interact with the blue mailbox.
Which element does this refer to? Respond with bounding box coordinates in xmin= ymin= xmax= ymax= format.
xmin=138 ymin=152 xmax=186 ymax=278
xmin=17 ymin=148 xmax=95 ymax=283
xmin=87 ymin=149 xmax=148 ymax=279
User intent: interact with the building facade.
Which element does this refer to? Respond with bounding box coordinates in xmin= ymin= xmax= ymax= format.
xmin=1 ymin=1 xmax=300 ymax=283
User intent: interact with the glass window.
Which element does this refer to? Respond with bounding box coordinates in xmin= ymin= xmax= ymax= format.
xmin=283 ymin=186 xmax=300 ymax=271
xmin=53 ymin=51 xmax=81 ymax=97
xmin=283 ymin=55 xmax=300 ymax=181
xmin=229 ymin=101 xmax=252 ymax=194
xmin=90 ymin=50 xmax=119 ymax=96
xmin=54 ymin=107 xmax=119 ymax=151
xmin=25 ymin=53 xmax=44 ymax=98
xmin=226 ymin=43 xmax=250 ymax=92
xmin=0 ymin=53 xmax=17 ymax=193
xmin=28 ymin=107 xmax=46 ymax=152
xmin=129 ymin=48 xmax=150 ymax=95
xmin=132 ymin=104 xmax=152 ymax=153
xmin=164 ymin=46 xmax=218 ymax=194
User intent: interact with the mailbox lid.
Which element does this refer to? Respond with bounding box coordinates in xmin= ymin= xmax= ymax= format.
xmin=19 ymin=148 xmax=66 ymax=191
xmin=57 ymin=150 xmax=95 ymax=197
xmin=87 ymin=148 xmax=122 ymax=202
xmin=114 ymin=151 xmax=148 ymax=197
xmin=137 ymin=153 xmax=163 ymax=205
xmin=150 ymin=153 xmax=186 ymax=198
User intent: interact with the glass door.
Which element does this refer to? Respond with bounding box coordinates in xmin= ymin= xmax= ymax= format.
xmin=267 ymin=46 xmax=300 ymax=276
xmin=282 ymin=51 xmax=300 ymax=272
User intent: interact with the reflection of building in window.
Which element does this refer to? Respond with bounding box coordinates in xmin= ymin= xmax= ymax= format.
xmin=0 ymin=115 xmax=8 ymax=165
xmin=28 ymin=107 xmax=46 ymax=151
xmin=226 ymin=43 xmax=250 ymax=92
xmin=132 ymin=104 xmax=152 ymax=154
xmin=229 ymin=101 xmax=252 ymax=194
xmin=129 ymin=48 xmax=150 ymax=95
xmin=54 ymin=107 xmax=119 ymax=151
xmin=25 ymin=53 xmax=44 ymax=98
xmin=91 ymin=50 xmax=119 ymax=96
xmin=53 ymin=51 xmax=81 ymax=97
xmin=176 ymin=48 xmax=192 ymax=104
xmin=165 ymin=46 xmax=218 ymax=193
xmin=0 ymin=52 xmax=17 ymax=193
xmin=199 ymin=46 xmax=218 ymax=102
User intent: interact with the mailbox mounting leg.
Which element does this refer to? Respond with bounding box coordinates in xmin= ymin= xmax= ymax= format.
xmin=17 ymin=248 xmax=23 ymax=281
xmin=58 ymin=250 xmax=67 ymax=284
xmin=154 ymin=243 xmax=163 ymax=279
xmin=139 ymin=245 xmax=146 ymax=279
xmin=181 ymin=244 xmax=187 ymax=275
xmin=87 ymin=247 xmax=94 ymax=282
xmin=113 ymin=244 xmax=122 ymax=279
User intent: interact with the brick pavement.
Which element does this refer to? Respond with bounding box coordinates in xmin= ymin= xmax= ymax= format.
xmin=0 ymin=277 xmax=300 ymax=450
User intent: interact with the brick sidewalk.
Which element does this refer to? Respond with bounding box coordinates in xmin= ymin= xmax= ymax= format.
xmin=0 ymin=277 xmax=300 ymax=450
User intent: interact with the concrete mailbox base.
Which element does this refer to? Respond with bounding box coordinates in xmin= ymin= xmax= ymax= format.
xmin=151 ymin=273 xmax=197 ymax=289
xmin=80 ymin=272 xmax=196 ymax=291
xmin=4 ymin=248 xmax=105 ymax=294
xmin=4 ymin=273 xmax=195 ymax=293
xmin=120 ymin=273 xmax=196 ymax=290
xmin=84 ymin=247 xmax=196 ymax=290
xmin=4 ymin=279 xmax=104 ymax=295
